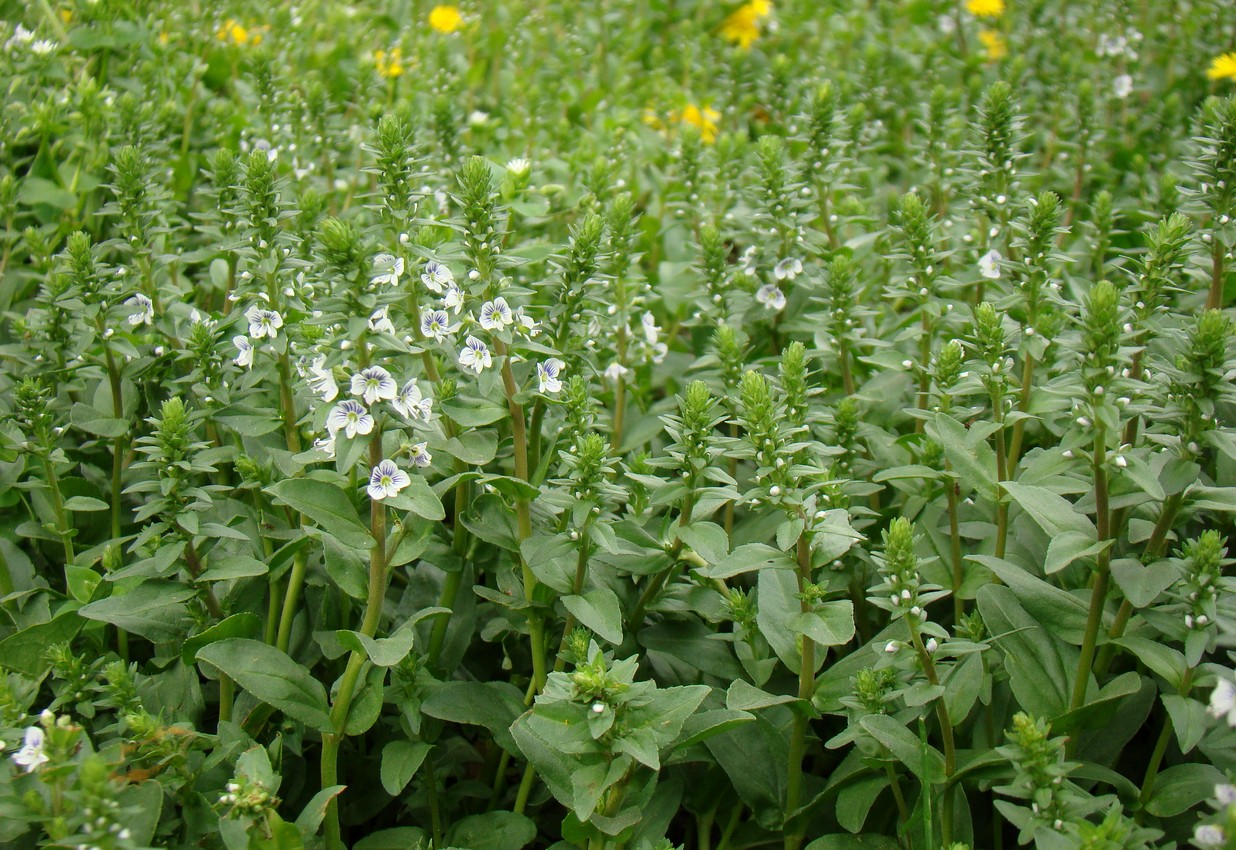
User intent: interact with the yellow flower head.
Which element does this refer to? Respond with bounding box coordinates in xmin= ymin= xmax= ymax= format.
xmin=216 ymin=18 xmax=262 ymax=46
xmin=978 ymin=29 xmax=1007 ymax=61
xmin=965 ymin=0 xmax=1005 ymax=18
xmin=678 ymin=104 xmax=721 ymax=144
xmin=429 ymin=5 xmax=464 ymax=34
xmin=721 ymin=1 xmax=771 ymax=50
xmin=374 ymin=48 xmax=404 ymax=79
xmin=1208 ymin=52 xmax=1236 ymax=82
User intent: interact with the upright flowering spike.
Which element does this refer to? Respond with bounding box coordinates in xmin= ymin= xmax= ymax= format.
xmin=368 ymin=459 xmax=410 ymax=500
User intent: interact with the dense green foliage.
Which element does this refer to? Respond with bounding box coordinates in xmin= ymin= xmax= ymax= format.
xmin=1 ymin=2 xmax=1236 ymax=850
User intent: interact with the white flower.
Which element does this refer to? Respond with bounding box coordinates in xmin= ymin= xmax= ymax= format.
xmin=421 ymin=260 xmax=454 ymax=294
xmin=350 ymin=365 xmax=398 ymax=404
xmin=421 ymin=309 xmax=457 ymax=342
xmin=368 ymin=305 xmax=396 ymax=334
xmin=126 ymin=293 xmax=154 ymax=326
xmin=307 ymin=356 xmax=338 ymax=402
xmin=6 ymin=25 xmax=34 ymax=51
xmin=12 ymin=727 xmax=48 ymax=772
xmin=233 ymin=335 xmax=254 ymax=369
xmin=371 ymin=253 xmax=405 ymax=287
xmin=604 ymin=362 xmax=629 ymax=381
xmin=507 ymin=157 xmax=531 ymax=176
xmin=514 ymin=307 xmax=538 ymax=336
xmin=755 ymin=284 xmax=787 ymax=312
xmin=30 ymin=39 xmax=56 ymax=55
xmin=327 ymin=400 xmax=374 ymax=439
xmin=1209 ymin=677 xmax=1236 ymax=727
xmin=774 ymin=258 xmax=803 ymax=281
xmin=1194 ymin=824 xmax=1226 ymax=848
xmin=443 ymin=282 xmax=465 ymax=314
xmin=479 ymin=296 xmax=514 ymax=331
xmin=246 ymin=305 xmax=283 ymax=339
xmin=458 ymin=336 xmax=492 ymax=374
xmin=740 ymin=245 xmax=759 ymax=275
xmin=537 ymin=358 xmax=565 ymax=394
xmin=468 ymin=110 xmax=489 ymax=126
xmin=408 ymin=441 xmax=432 ymax=468
xmin=1216 ymin=783 xmax=1236 ymax=807
xmin=978 ymin=249 xmax=1002 ymax=280
xmin=393 ymin=380 xmax=433 ymax=422
xmin=314 ymin=434 xmax=336 ymax=457
xmin=368 ymin=459 xmax=410 ymax=500
xmin=1113 ymin=74 xmax=1133 ymax=99
xmin=641 ymin=312 xmax=661 ymax=346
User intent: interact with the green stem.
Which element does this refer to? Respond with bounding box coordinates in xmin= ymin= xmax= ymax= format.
xmin=275 ymin=548 xmax=308 ymax=653
xmin=909 ymin=627 xmax=955 ymax=846
xmin=1137 ymin=668 xmax=1194 ymax=814
xmin=1069 ymin=426 xmax=1111 ymax=723
xmin=946 ymin=478 xmax=964 ymax=624
xmin=41 ymin=455 xmax=74 ymax=565
xmin=885 ymin=764 xmax=911 ymax=833
xmin=425 ymin=749 xmax=445 ymax=849
xmin=1005 ymin=353 xmax=1036 ymax=474
xmin=784 ymin=532 xmax=815 ymax=850
xmin=1207 ymin=232 xmax=1225 ymax=311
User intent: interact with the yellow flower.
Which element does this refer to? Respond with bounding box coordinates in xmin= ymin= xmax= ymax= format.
xmin=720 ymin=2 xmax=769 ymax=50
xmin=216 ymin=19 xmax=257 ymax=46
xmin=374 ymin=48 xmax=404 ymax=79
xmin=678 ymin=104 xmax=721 ymax=144
xmin=429 ymin=5 xmax=464 ymax=34
xmin=978 ymin=29 xmax=1007 ymax=61
xmin=641 ymin=108 xmax=665 ymax=131
xmin=59 ymin=8 xmax=73 ymax=25
xmin=1208 ymin=52 xmax=1236 ymax=82
xmin=965 ymin=0 xmax=1005 ymax=18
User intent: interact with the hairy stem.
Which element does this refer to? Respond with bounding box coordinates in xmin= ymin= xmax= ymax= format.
xmin=1070 ymin=426 xmax=1111 ymax=723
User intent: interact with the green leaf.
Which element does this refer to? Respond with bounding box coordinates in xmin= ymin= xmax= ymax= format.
xmin=1110 ymin=637 xmax=1187 ymax=691
xmin=380 ymin=741 xmax=432 ymax=796
xmin=563 ymin=586 xmax=623 ymax=645
xmin=265 ymin=478 xmax=372 ymax=549
xmin=976 ymin=584 xmax=1075 ymax=719
xmin=336 ymin=615 xmax=446 ymax=667
xmin=197 ymin=639 xmax=331 ymax=731
xmin=70 ymin=403 xmax=129 ymax=438
xmin=294 ymin=785 xmax=345 ymax=835
xmin=859 ymin=714 xmax=946 ymax=784
xmin=705 ymin=716 xmax=788 ymax=829
xmin=789 ymin=601 xmax=855 ymax=648
xmin=0 ymin=612 xmax=85 ymax=675
xmin=671 ymin=709 xmax=755 ymax=751
xmin=726 ymin=679 xmax=798 ymax=712
xmin=1002 ymin=481 xmax=1096 ymax=538
xmin=420 ymin=681 xmax=525 ymax=751
xmin=927 ymin=413 xmax=998 ymax=501
xmin=62 ymin=495 xmax=109 ymax=512
xmin=1109 ymin=557 xmax=1177 ymax=609
xmin=78 ymin=582 xmax=193 ymax=642
xmin=1043 ymin=531 xmax=1112 ymax=575
xmin=702 ymin=543 xmax=795 ymax=580
xmin=354 ymin=829 xmax=429 ymax=850
xmin=1162 ymin=695 xmax=1208 ymax=754
xmin=200 ymin=556 xmax=269 ymax=582
xmin=441 ymin=430 xmax=499 ymax=466
xmin=447 ymin=812 xmax=537 ymax=850
xmin=804 ymin=836 xmax=901 ymax=850
xmin=972 ymin=555 xmax=1101 ymax=645
xmin=383 ymin=475 xmax=446 ymax=520
xmin=440 ymin=398 xmax=508 ymax=427
xmin=1143 ymin=763 xmax=1227 ymax=818
xmin=182 ymin=613 xmax=262 ymax=665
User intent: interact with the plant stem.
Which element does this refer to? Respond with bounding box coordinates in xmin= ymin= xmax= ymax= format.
xmin=1069 ymin=425 xmax=1111 ymax=722
xmin=909 ymin=627 xmax=955 ymax=846
xmin=885 ymin=764 xmax=911 ymax=831
xmin=1137 ymin=668 xmax=1194 ymax=815
xmin=784 ymin=532 xmax=815 ymax=850
xmin=41 ymin=454 xmax=75 ymax=565
xmin=1207 ymin=231 xmax=1225 ymax=310
xmin=946 ymin=479 xmax=964 ymax=623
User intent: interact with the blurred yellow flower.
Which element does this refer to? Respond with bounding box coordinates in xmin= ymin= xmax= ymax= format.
xmin=1208 ymin=52 xmax=1236 ymax=82
xmin=216 ymin=19 xmax=263 ymax=46
xmin=965 ymin=0 xmax=1005 ymax=17
xmin=678 ymin=104 xmax=721 ymax=143
xmin=429 ymin=5 xmax=464 ymax=34
xmin=374 ymin=48 xmax=404 ymax=79
xmin=978 ymin=29 xmax=1007 ymax=61
xmin=721 ymin=1 xmax=773 ymax=50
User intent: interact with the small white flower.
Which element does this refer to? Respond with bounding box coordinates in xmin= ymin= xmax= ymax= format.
xmin=774 ymin=258 xmax=803 ymax=281
xmin=421 ymin=309 xmax=457 ymax=342
xmin=368 ymin=306 xmax=396 ymax=334
xmin=30 ymin=39 xmax=56 ymax=56
xmin=641 ymin=312 xmax=661 ymax=346
xmin=515 ymin=307 xmax=539 ymax=336
xmin=468 ymin=110 xmax=489 ymax=126
xmin=393 ymin=380 xmax=433 ymax=422
xmin=443 ymin=282 xmax=466 ymax=314
xmin=884 ymin=641 xmax=900 ymax=653
xmin=458 ymin=336 xmax=492 ymax=374
xmin=246 ymin=305 xmax=283 ymax=339
xmin=925 ymin=638 xmax=939 ymax=653
xmin=12 ymin=727 xmax=48 ymax=772
xmin=351 ymin=365 xmax=398 ymax=405
xmin=507 ymin=157 xmax=531 ymax=176
xmin=308 ymin=356 xmax=339 ymax=402
xmin=755 ymin=284 xmax=787 ymax=312
xmin=327 ymin=400 xmax=374 ymax=439
xmin=125 ymin=293 xmax=154 ymax=326
xmin=368 ymin=459 xmax=410 ymax=500
xmin=591 ymin=702 xmax=605 ymax=714
xmin=408 ymin=441 xmax=432 ymax=468
xmin=421 ymin=260 xmax=454 ymax=294
xmin=1113 ymin=74 xmax=1133 ymax=99
xmin=314 ymin=434 xmax=337 ymax=457
xmin=371 ymin=253 xmax=405 ymax=287
xmin=1194 ymin=824 xmax=1226 ymax=848
xmin=1209 ymin=677 xmax=1236 ymax=727
xmin=479 ymin=296 xmax=514 ymax=331
xmin=604 ymin=362 xmax=629 ymax=381
xmin=1216 ymin=783 xmax=1236 ymax=807
xmin=537 ymin=358 xmax=565 ymax=394
xmin=978 ymin=249 xmax=1002 ymax=280
xmin=233 ymin=335 xmax=254 ymax=369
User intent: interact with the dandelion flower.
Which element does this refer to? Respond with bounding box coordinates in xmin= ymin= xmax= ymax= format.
xmin=428 ymin=5 xmax=464 ymax=34
xmin=459 ymin=336 xmax=492 ymax=374
xmin=537 ymin=358 xmax=565 ymax=394
xmin=678 ymin=104 xmax=721 ymax=143
xmin=720 ymin=4 xmax=762 ymax=50
xmin=1208 ymin=52 xmax=1236 ymax=82
xmin=351 ymin=366 xmax=398 ymax=405
xmin=965 ymin=0 xmax=1005 ymax=18
xmin=368 ymin=459 xmax=410 ymax=500
xmin=978 ymin=29 xmax=1007 ymax=61
xmin=327 ymin=400 xmax=374 ymax=440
